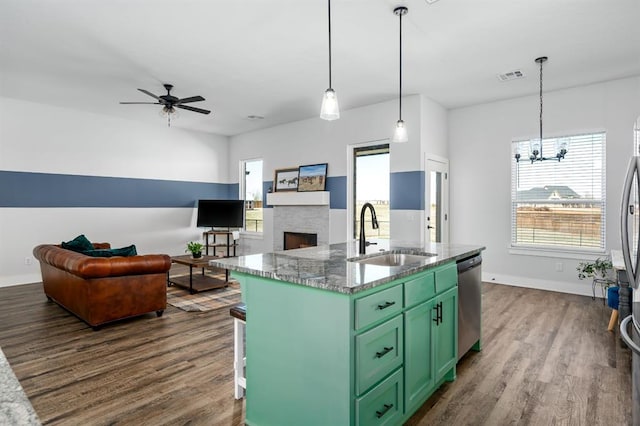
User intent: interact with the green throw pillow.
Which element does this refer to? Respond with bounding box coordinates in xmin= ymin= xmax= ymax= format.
xmin=82 ymin=245 xmax=138 ymax=258
xmin=61 ymin=234 xmax=94 ymax=253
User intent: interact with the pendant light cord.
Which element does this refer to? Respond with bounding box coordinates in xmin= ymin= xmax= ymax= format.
xmin=399 ymin=10 xmax=403 ymax=121
xmin=328 ymin=0 xmax=332 ymax=89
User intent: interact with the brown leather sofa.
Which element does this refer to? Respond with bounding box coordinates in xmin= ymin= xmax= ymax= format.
xmin=33 ymin=243 xmax=171 ymax=329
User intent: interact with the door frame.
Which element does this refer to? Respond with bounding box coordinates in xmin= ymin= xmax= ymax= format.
xmin=425 ymin=154 xmax=449 ymax=245
xmin=346 ymin=139 xmax=390 ymax=242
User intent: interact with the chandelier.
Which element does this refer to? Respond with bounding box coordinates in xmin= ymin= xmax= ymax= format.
xmin=515 ymin=56 xmax=569 ymax=163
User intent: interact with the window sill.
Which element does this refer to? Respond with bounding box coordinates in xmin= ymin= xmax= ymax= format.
xmin=509 ymin=245 xmax=607 ymax=260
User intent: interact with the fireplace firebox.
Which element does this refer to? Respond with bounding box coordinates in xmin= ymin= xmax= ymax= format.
xmin=284 ymin=232 xmax=318 ymax=250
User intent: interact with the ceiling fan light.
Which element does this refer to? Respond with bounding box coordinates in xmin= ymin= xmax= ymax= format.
xmin=159 ymin=106 xmax=179 ymax=119
xmin=320 ymin=88 xmax=340 ymax=121
xmin=392 ymin=119 xmax=408 ymax=143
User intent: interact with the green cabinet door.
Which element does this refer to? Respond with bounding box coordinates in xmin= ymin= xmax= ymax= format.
xmin=403 ymin=299 xmax=435 ymax=415
xmin=433 ymin=287 xmax=457 ymax=383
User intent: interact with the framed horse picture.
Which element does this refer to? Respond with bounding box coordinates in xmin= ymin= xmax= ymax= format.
xmin=297 ymin=163 xmax=328 ymax=192
xmin=274 ymin=167 xmax=299 ymax=192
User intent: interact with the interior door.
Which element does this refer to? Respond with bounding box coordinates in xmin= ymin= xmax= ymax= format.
xmin=425 ymin=158 xmax=449 ymax=244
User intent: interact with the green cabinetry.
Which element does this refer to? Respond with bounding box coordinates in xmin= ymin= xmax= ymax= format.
xmin=235 ymin=261 xmax=458 ymax=426
xmin=403 ymin=263 xmax=458 ymax=417
xmin=433 ymin=287 xmax=457 ymax=382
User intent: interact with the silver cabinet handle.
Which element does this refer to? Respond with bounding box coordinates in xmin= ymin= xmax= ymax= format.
xmin=620 ymin=315 xmax=640 ymax=355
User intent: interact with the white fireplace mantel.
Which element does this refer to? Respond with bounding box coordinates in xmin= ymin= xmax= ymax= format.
xmin=266 ymin=191 xmax=330 ymax=206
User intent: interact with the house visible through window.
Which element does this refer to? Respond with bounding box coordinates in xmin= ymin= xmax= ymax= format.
xmin=511 ymin=132 xmax=606 ymax=251
xmin=242 ymin=159 xmax=263 ymax=233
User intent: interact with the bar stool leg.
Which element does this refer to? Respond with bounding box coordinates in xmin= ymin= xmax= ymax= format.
xmin=233 ymin=318 xmax=246 ymax=399
xmin=607 ymin=309 xmax=619 ymax=332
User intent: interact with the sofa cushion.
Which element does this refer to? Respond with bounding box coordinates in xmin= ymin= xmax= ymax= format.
xmin=61 ymin=234 xmax=94 ymax=253
xmin=82 ymin=245 xmax=138 ymax=258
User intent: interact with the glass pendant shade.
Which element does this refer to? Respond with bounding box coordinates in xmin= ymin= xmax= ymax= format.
xmin=555 ymin=138 xmax=569 ymax=153
xmin=320 ymin=88 xmax=340 ymax=121
xmin=392 ymin=119 xmax=408 ymax=143
xmin=529 ymin=139 xmax=541 ymax=156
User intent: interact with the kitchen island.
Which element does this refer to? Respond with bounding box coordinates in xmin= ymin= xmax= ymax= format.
xmin=211 ymin=241 xmax=484 ymax=426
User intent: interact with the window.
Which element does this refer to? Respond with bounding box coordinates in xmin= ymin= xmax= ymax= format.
xmin=354 ymin=144 xmax=390 ymax=239
xmin=241 ymin=159 xmax=263 ymax=233
xmin=511 ymin=132 xmax=606 ymax=251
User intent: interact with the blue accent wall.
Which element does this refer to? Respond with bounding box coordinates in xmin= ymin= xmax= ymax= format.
xmin=260 ymin=173 xmax=423 ymax=210
xmin=263 ymin=181 xmax=273 ymax=207
xmin=326 ymin=176 xmax=347 ymax=209
xmin=0 ymin=170 xmax=236 ymax=207
xmin=390 ymin=171 xmax=424 ymax=210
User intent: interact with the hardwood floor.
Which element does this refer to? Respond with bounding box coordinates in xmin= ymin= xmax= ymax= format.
xmin=0 ymin=281 xmax=632 ymax=425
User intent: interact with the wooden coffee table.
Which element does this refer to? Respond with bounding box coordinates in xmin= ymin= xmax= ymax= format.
xmin=168 ymin=255 xmax=229 ymax=294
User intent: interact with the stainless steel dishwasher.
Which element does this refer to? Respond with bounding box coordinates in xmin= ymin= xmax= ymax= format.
xmin=457 ymin=254 xmax=482 ymax=361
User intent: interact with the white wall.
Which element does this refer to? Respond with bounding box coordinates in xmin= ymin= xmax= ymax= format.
xmin=449 ymin=76 xmax=640 ymax=296
xmin=420 ymin=95 xmax=449 ymax=160
xmin=0 ymin=97 xmax=230 ymax=286
xmin=229 ymin=94 xmax=445 ymax=254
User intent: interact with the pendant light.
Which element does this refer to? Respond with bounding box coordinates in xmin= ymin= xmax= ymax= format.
xmin=392 ymin=6 xmax=408 ymax=143
xmin=514 ymin=56 xmax=569 ymax=163
xmin=320 ymin=0 xmax=339 ymax=120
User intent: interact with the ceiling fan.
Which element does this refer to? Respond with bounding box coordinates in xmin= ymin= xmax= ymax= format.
xmin=120 ymin=84 xmax=211 ymax=126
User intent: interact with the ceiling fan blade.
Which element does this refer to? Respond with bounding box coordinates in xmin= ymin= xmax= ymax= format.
xmin=177 ymin=95 xmax=205 ymax=104
xmin=176 ymin=104 xmax=211 ymax=115
xmin=120 ymin=102 xmax=162 ymax=104
xmin=137 ymin=89 xmax=161 ymax=100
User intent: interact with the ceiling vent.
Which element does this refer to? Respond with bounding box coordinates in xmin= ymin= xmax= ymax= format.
xmin=497 ymin=69 xmax=525 ymax=82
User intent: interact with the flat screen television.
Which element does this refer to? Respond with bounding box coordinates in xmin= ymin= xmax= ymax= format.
xmin=196 ymin=199 xmax=244 ymax=229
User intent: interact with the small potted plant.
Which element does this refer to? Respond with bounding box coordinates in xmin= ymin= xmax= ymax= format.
xmin=186 ymin=241 xmax=204 ymax=259
xmin=577 ymin=257 xmax=615 ymax=300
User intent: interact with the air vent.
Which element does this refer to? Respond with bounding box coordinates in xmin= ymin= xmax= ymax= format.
xmin=497 ymin=69 xmax=525 ymax=82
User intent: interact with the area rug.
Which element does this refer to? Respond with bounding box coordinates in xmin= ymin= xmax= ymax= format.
xmin=167 ymin=280 xmax=241 ymax=312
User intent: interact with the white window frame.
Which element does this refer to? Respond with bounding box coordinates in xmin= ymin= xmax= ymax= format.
xmin=509 ymin=131 xmax=607 ymax=257
xmin=240 ymin=158 xmax=263 ymax=235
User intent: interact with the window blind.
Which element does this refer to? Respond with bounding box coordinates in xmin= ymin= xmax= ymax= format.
xmin=511 ymin=132 xmax=606 ymax=250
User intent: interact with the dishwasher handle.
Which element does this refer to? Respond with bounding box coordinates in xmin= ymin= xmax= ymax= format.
xmin=457 ymin=254 xmax=482 ymax=273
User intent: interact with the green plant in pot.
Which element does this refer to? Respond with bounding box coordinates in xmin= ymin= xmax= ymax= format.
xmin=577 ymin=257 xmax=615 ymax=300
xmin=186 ymin=241 xmax=204 ymax=259
xmin=576 ymin=257 xmax=613 ymax=281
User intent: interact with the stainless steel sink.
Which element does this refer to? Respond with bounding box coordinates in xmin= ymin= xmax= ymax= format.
xmin=351 ymin=252 xmax=435 ymax=267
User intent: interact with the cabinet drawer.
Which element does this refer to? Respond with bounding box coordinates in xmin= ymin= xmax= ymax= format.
xmin=435 ymin=262 xmax=457 ymax=293
xmin=355 ymin=368 xmax=404 ymax=426
xmin=404 ymin=272 xmax=435 ymax=308
xmin=355 ymin=285 xmax=403 ymax=330
xmin=356 ymin=315 xmax=403 ymax=395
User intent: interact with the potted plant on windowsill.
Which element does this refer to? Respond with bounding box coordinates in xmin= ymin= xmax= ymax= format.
xmin=186 ymin=241 xmax=204 ymax=259
xmin=577 ymin=257 xmax=615 ymax=301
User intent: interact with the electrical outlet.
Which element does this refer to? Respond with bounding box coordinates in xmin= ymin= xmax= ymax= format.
xmin=555 ymin=262 xmax=563 ymax=272
xmin=24 ymin=257 xmax=33 ymax=266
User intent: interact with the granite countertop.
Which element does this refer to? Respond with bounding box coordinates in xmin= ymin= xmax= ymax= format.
xmin=0 ymin=347 xmax=40 ymax=425
xmin=210 ymin=240 xmax=485 ymax=294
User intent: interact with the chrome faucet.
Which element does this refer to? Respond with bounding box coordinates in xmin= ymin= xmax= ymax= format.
xmin=359 ymin=202 xmax=379 ymax=254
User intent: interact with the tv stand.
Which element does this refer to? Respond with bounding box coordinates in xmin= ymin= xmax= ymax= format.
xmin=203 ymin=230 xmax=238 ymax=258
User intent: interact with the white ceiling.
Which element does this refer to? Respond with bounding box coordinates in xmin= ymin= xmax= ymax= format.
xmin=1 ymin=0 xmax=639 ymax=136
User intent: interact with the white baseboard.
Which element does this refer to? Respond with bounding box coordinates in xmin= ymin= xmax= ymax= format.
xmin=482 ymin=271 xmax=600 ymax=299
xmin=0 ymin=274 xmax=41 ymax=288
xmin=0 ymin=270 xmax=604 ymax=299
